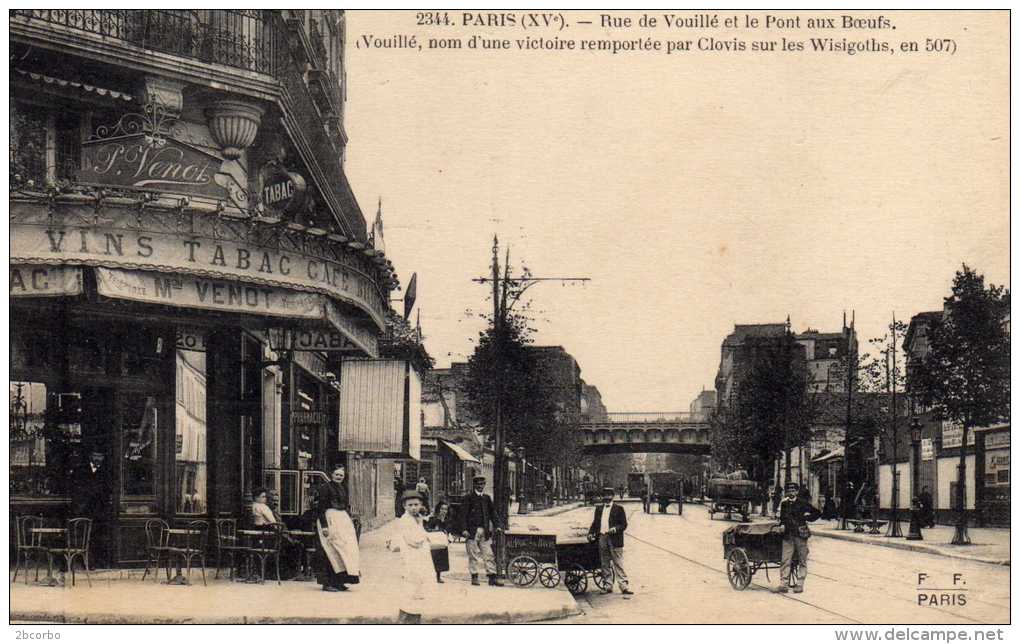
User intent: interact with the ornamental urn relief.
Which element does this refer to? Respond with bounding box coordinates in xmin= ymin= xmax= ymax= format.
xmin=206 ymin=99 xmax=264 ymax=160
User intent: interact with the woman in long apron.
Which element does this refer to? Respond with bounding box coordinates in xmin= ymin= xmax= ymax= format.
xmin=388 ymin=489 xmax=438 ymax=624
xmin=313 ymin=466 xmax=361 ymax=592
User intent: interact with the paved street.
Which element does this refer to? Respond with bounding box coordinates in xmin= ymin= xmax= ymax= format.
xmin=510 ymin=501 xmax=1010 ymax=624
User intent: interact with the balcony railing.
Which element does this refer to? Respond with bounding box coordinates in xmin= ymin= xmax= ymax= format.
xmin=12 ymin=9 xmax=277 ymax=75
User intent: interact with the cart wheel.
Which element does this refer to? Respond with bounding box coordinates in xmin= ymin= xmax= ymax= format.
xmin=592 ymin=567 xmax=614 ymax=592
xmin=539 ymin=566 xmax=561 ymax=588
xmin=564 ymin=565 xmax=588 ymax=595
xmin=508 ymin=556 xmax=539 ymax=587
xmin=726 ymin=548 xmax=752 ymax=590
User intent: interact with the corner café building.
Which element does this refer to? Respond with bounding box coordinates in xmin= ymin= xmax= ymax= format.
xmin=9 ymin=101 xmax=401 ymax=567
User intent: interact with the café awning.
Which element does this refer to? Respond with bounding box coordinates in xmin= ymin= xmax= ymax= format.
xmin=439 ymin=439 xmax=481 ymax=464
xmin=92 ymin=266 xmax=379 ymax=357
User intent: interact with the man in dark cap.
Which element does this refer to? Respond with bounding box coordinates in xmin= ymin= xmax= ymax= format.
xmin=776 ymin=482 xmax=821 ymax=594
xmin=588 ymin=487 xmax=632 ymax=596
xmin=461 ymin=475 xmax=502 ymax=586
xmin=72 ymin=445 xmax=113 ymax=568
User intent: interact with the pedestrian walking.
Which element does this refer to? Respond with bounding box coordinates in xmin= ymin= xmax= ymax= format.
xmin=588 ymin=487 xmax=633 ymax=596
xmin=416 ymin=477 xmax=431 ymax=513
xmin=640 ymin=484 xmax=650 ymax=514
xmin=775 ymin=482 xmax=821 ymax=594
xmin=461 ymin=475 xmax=503 ymax=587
xmin=821 ymin=492 xmax=838 ymax=520
xmin=425 ymin=501 xmax=451 ymax=583
xmin=387 ymin=489 xmax=437 ymax=624
xmin=313 ymin=466 xmax=361 ymax=592
xmin=918 ymin=486 xmax=935 ymax=528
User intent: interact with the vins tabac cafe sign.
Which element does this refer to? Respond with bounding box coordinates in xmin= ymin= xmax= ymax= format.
xmin=80 ymin=134 xmax=229 ymax=201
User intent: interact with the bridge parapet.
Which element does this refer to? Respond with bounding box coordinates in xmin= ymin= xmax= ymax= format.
xmin=578 ymin=417 xmax=711 ymax=455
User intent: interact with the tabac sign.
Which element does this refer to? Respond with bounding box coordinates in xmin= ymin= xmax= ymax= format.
xmin=259 ymin=163 xmax=306 ymax=216
xmin=80 ymin=134 xmax=230 ymax=201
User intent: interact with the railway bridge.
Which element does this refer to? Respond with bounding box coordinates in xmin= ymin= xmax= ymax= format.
xmin=578 ymin=412 xmax=712 ymax=455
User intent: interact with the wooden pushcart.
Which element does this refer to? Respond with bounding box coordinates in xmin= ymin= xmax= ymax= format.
xmin=722 ymin=522 xmax=804 ymax=590
xmin=504 ymin=532 xmax=612 ymax=595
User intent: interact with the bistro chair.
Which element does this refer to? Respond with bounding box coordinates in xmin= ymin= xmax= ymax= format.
xmin=45 ymin=518 xmax=92 ymax=587
xmin=164 ymin=520 xmax=208 ymax=586
xmin=244 ymin=523 xmax=283 ymax=585
xmin=142 ymin=518 xmax=172 ymax=583
xmin=12 ymin=515 xmax=46 ymax=585
xmin=213 ymin=518 xmax=245 ymax=580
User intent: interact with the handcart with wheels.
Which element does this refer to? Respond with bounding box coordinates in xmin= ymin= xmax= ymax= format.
xmin=722 ymin=522 xmax=803 ymax=590
xmin=503 ymin=532 xmax=612 ymax=595
xmin=503 ymin=531 xmax=561 ymax=589
xmin=556 ymin=537 xmax=613 ymax=595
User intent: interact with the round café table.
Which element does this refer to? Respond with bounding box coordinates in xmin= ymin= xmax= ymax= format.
xmin=163 ymin=527 xmax=204 ymax=586
xmin=31 ymin=527 xmax=66 ymax=586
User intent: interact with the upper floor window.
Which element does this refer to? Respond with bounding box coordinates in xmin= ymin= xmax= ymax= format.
xmin=10 ymin=100 xmax=82 ymax=187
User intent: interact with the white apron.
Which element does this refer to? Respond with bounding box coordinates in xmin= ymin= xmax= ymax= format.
xmin=318 ymin=508 xmax=361 ymax=576
xmin=395 ymin=513 xmax=438 ymax=610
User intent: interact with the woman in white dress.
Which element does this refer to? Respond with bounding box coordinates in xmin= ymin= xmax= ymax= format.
xmin=388 ymin=489 xmax=438 ymax=624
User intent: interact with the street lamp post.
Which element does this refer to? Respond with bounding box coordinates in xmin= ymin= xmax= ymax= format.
xmin=886 ymin=315 xmax=904 ymax=538
xmin=838 ymin=315 xmax=856 ymax=531
xmin=906 ymin=416 xmax=924 ymax=540
xmin=516 ymin=446 xmax=527 ymax=515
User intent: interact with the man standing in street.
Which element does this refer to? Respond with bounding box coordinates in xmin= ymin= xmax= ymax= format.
xmin=588 ymin=487 xmax=632 ymax=596
xmin=776 ymin=482 xmax=821 ymax=594
xmin=461 ymin=475 xmax=503 ymax=587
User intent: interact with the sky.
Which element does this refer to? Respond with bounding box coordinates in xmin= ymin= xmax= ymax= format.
xmin=343 ymin=10 xmax=1009 ymax=412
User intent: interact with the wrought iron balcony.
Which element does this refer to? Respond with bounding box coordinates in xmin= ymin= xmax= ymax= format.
xmin=12 ymin=9 xmax=277 ymax=75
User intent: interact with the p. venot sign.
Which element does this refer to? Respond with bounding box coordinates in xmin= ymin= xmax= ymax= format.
xmin=80 ymin=134 xmax=229 ymax=201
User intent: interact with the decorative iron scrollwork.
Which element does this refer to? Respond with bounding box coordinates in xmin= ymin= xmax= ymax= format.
xmin=93 ymin=95 xmax=187 ymax=148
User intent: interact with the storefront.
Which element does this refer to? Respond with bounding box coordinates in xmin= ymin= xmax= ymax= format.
xmin=10 ymin=190 xmax=389 ymax=565
xmin=975 ymin=425 xmax=1009 ymax=527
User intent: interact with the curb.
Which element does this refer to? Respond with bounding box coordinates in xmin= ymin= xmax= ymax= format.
xmin=811 ymin=530 xmax=1010 ymax=567
xmin=11 ymin=601 xmax=581 ymax=625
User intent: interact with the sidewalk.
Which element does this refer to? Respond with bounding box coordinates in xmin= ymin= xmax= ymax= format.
xmin=810 ymin=520 xmax=1010 ymax=566
xmin=10 ymin=520 xmax=581 ymax=624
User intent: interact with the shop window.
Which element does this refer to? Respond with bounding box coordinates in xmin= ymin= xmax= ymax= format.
xmin=10 ymin=382 xmax=75 ymax=498
xmin=175 ymin=349 xmax=207 ymax=514
xmin=293 ymin=371 xmax=323 ymax=471
xmin=122 ymin=393 xmax=158 ymax=497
